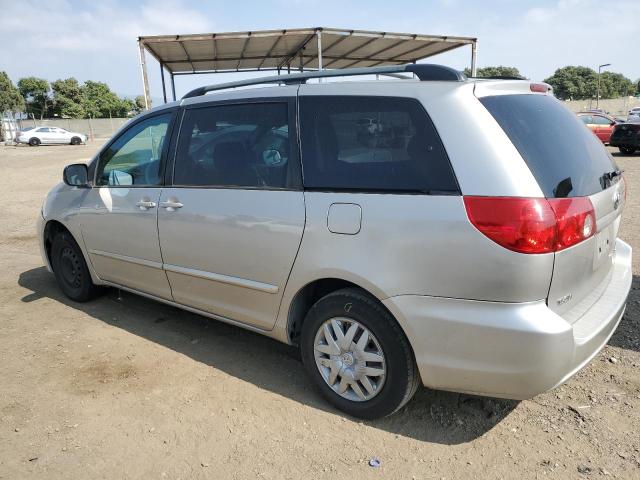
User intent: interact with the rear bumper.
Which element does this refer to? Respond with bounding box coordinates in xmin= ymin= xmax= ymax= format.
xmin=383 ymin=239 xmax=632 ymax=400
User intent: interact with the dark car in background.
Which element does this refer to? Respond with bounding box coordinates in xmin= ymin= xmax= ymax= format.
xmin=610 ymin=116 xmax=640 ymax=154
xmin=577 ymin=112 xmax=620 ymax=143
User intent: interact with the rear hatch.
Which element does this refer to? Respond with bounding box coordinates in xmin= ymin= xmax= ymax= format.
xmin=477 ymin=87 xmax=626 ymax=321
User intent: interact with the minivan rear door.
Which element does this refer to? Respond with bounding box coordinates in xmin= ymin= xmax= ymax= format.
xmin=157 ymin=97 xmax=305 ymax=330
xmin=478 ymin=90 xmax=626 ymax=320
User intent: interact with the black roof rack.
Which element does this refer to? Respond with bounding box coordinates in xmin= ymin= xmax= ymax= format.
xmin=182 ymin=63 xmax=466 ymax=99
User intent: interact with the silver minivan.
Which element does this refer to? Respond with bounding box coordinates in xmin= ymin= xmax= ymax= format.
xmin=39 ymin=65 xmax=632 ymax=419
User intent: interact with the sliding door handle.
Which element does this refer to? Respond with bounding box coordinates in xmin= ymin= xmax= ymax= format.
xmin=160 ymin=200 xmax=183 ymax=211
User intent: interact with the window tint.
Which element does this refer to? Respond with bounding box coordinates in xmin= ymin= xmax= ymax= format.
xmin=96 ymin=113 xmax=170 ymax=186
xmin=36 ymin=127 xmax=49 ymax=132
xmin=299 ymin=96 xmax=458 ymax=193
xmin=480 ymin=95 xmax=617 ymax=198
xmin=174 ymin=103 xmax=295 ymax=189
xmin=579 ymin=115 xmax=593 ymax=124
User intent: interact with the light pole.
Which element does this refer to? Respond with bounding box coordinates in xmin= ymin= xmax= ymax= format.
xmin=596 ymin=63 xmax=611 ymax=109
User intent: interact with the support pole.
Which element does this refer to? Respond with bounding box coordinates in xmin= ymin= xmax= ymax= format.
xmin=317 ymin=30 xmax=323 ymax=71
xmin=160 ymin=63 xmax=167 ymax=103
xmin=170 ymin=73 xmax=176 ymax=101
xmin=138 ymin=41 xmax=151 ymax=109
xmin=470 ymin=41 xmax=478 ymax=77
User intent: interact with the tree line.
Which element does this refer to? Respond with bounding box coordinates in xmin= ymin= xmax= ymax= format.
xmin=466 ymin=66 xmax=638 ymax=100
xmin=2 ymin=66 xmax=639 ymax=117
xmin=0 ymin=72 xmax=146 ymax=119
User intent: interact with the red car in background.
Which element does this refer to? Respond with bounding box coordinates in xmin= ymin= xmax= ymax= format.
xmin=577 ymin=112 xmax=619 ymax=143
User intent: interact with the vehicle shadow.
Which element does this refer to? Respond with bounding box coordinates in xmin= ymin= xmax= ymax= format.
xmin=19 ymin=266 xmax=517 ymax=444
xmin=611 ymin=151 xmax=640 ymax=157
xmin=608 ymin=274 xmax=640 ymax=353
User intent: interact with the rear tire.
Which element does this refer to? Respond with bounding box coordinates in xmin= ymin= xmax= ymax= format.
xmin=50 ymin=231 xmax=100 ymax=302
xmin=70 ymin=137 xmax=81 ymax=145
xmin=619 ymin=147 xmax=636 ymax=155
xmin=28 ymin=137 xmax=40 ymax=147
xmin=300 ymin=288 xmax=419 ymax=419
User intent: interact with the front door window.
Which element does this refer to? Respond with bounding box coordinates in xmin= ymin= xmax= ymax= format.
xmin=96 ymin=113 xmax=171 ymax=186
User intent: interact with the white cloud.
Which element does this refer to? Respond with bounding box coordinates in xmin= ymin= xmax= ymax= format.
xmin=1 ymin=0 xmax=638 ymax=100
xmin=421 ymin=0 xmax=640 ymax=81
xmin=0 ymin=0 xmax=210 ymax=95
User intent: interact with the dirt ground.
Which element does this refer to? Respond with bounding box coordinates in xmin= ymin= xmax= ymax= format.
xmin=1 ymin=141 xmax=639 ymax=480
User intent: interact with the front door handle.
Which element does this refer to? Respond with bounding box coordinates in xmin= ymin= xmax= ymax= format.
xmin=136 ymin=200 xmax=157 ymax=210
xmin=160 ymin=200 xmax=183 ymax=212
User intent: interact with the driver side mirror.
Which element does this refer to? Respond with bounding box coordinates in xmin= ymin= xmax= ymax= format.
xmin=63 ymin=163 xmax=90 ymax=187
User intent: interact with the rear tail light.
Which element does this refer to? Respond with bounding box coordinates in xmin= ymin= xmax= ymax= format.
xmin=464 ymin=196 xmax=596 ymax=254
xmin=547 ymin=197 xmax=595 ymax=250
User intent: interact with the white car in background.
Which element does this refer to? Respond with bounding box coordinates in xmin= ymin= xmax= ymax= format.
xmin=17 ymin=126 xmax=87 ymax=146
xmin=628 ymin=107 xmax=640 ymax=118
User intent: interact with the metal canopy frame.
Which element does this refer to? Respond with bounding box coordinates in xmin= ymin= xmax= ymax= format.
xmin=137 ymin=27 xmax=478 ymax=108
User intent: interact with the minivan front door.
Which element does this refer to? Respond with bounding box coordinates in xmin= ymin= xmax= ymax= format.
xmin=158 ymin=99 xmax=304 ymax=330
xmin=80 ymin=112 xmax=174 ymax=299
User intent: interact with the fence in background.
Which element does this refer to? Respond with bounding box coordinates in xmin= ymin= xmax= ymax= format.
xmin=15 ymin=117 xmax=130 ymax=139
xmin=4 ymin=96 xmax=640 ymax=144
xmin=564 ymin=97 xmax=640 ymax=116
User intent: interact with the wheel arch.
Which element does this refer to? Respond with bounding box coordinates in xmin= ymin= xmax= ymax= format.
xmin=43 ymin=220 xmax=80 ymax=271
xmin=285 ymin=277 xmax=413 ymax=354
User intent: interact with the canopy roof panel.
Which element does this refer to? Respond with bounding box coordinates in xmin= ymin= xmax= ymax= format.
xmin=139 ymin=27 xmax=477 ymax=74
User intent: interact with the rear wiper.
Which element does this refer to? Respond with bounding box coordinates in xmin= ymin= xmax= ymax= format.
xmin=600 ymin=169 xmax=623 ymax=188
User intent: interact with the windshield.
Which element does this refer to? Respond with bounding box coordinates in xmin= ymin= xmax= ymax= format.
xmin=480 ymin=94 xmax=618 ymax=198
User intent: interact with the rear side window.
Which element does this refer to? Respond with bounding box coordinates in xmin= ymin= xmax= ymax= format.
xmin=592 ymin=115 xmax=613 ymax=125
xmin=299 ymin=96 xmax=458 ymax=193
xmin=480 ymin=95 xmax=617 ymax=198
xmin=174 ymin=102 xmax=297 ymax=189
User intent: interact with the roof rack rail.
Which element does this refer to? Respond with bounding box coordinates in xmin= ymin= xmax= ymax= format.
xmin=182 ymin=63 xmax=466 ymax=99
xmin=468 ymin=75 xmax=526 ymax=80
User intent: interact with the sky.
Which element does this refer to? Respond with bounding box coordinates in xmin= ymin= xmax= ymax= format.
xmin=2 ymin=0 xmax=639 ymax=103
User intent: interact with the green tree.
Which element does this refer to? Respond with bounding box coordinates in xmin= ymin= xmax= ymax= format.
xmin=0 ymin=71 xmax=25 ymax=112
xmin=17 ymin=77 xmax=51 ymax=119
xmin=52 ymin=77 xmax=85 ymax=118
xmin=598 ymin=71 xmax=636 ymax=98
xmin=134 ymin=95 xmax=146 ymax=114
xmin=463 ymin=66 xmax=525 ymax=79
xmin=81 ymin=81 xmax=130 ymax=118
xmin=544 ymin=66 xmax=636 ymax=100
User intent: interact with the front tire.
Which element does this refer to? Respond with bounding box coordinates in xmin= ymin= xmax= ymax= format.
xmin=50 ymin=231 xmax=100 ymax=302
xmin=301 ymin=288 xmax=419 ymax=419
xmin=28 ymin=137 xmax=40 ymax=146
xmin=619 ymin=147 xmax=636 ymax=155
xmin=70 ymin=136 xmax=81 ymax=145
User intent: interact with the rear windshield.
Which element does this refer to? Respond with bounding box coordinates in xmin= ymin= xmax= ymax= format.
xmin=480 ymin=94 xmax=617 ymax=198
